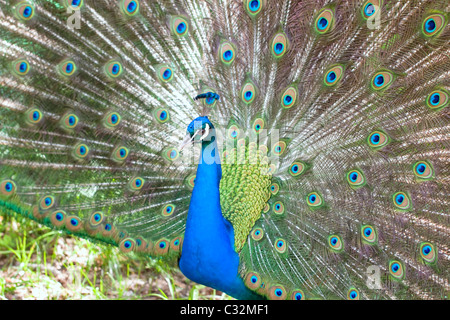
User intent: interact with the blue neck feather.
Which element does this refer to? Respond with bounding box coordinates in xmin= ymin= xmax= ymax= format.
xmin=179 ymin=136 xmax=262 ymax=300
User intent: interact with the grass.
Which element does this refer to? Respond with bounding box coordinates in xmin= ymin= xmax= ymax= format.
xmin=0 ymin=213 xmax=233 ymax=300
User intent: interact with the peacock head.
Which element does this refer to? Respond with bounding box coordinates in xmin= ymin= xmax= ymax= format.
xmin=180 ymin=116 xmax=215 ymax=150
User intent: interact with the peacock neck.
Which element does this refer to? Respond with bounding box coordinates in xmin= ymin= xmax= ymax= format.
xmin=179 ymin=136 xmax=263 ymax=300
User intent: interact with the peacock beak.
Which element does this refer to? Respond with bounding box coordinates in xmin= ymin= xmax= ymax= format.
xmin=179 ymin=133 xmax=194 ymax=150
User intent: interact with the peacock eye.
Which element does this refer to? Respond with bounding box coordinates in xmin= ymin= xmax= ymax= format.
xmin=328 ymin=234 xmax=343 ymax=252
xmin=422 ymin=14 xmax=445 ymax=37
xmin=371 ymin=71 xmax=394 ymax=91
xmin=120 ymin=0 xmax=139 ymax=16
xmin=389 ymin=260 xmax=405 ymax=280
xmin=281 ymin=86 xmax=298 ymax=109
xmin=392 ymin=192 xmax=411 ymax=210
xmin=324 ymin=65 xmax=344 ymax=86
xmin=347 ymin=288 xmax=359 ymax=300
xmin=271 ymin=33 xmax=288 ymax=58
xmin=314 ymin=8 xmax=334 ymax=34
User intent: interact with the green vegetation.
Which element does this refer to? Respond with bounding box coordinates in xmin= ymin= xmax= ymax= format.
xmin=0 ymin=213 xmax=233 ymax=300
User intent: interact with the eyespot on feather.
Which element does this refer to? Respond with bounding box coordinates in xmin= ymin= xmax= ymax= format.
xmin=367 ymin=130 xmax=389 ymax=149
xmin=154 ymin=108 xmax=170 ymax=124
xmin=251 ymin=227 xmax=264 ymax=241
xmin=171 ymin=16 xmax=189 ymax=36
xmin=346 ymin=169 xmax=366 ymax=188
xmin=245 ymin=272 xmax=262 ymax=290
xmin=328 ymin=234 xmax=344 ymax=252
xmin=64 ymin=0 xmax=84 ymax=9
xmin=268 ymin=285 xmax=287 ymax=300
xmin=274 ymin=238 xmax=287 ymax=253
xmin=12 ymin=59 xmax=30 ymax=76
xmin=392 ymin=192 xmax=412 ymax=210
xmin=58 ymin=59 xmax=77 ymax=77
xmin=170 ymin=237 xmax=183 ymax=252
xmin=272 ymin=201 xmax=284 ymax=215
xmin=361 ymin=225 xmax=377 ymax=244
xmin=39 ymin=195 xmax=55 ymax=211
xmin=361 ymin=1 xmax=382 ymax=20
xmin=281 ymin=86 xmax=298 ymax=109
xmin=61 ymin=113 xmax=79 ymax=130
xmin=307 ymin=192 xmax=323 ymax=208
xmin=73 ymin=143 xmax=90 ymax=160
xmin=50 ymin=210 xmax=66 ymax=228
xmin=347 ymin=288 xmax=360 ymax=300
xmin=15 ymin=2 xmax=35 ymax=21
xmin=419 ymin=242 xmax=437 ymax=264
xmin=154 ymin=239 xmax=170 ymax=255
xmin=241 ymin=82 xmax=257 ymax=104
xmin=162 ymin=147 xmax=179 ymax=161
xmin=291 ymin=290 xmax=305 ymax=300
xmin=104 ymin=60 xmax=123 ymax=79
xmin=371 ymin=71 xmax=394 ymax=91
xmin=244 ymin=0 xmax=264 ymax=17
xmin=119 ymin=238 xmax=136 ymax=253
xmin=271 ymin=141 xmax=287 ymax=156
xmin=314 ymin=8 xmax=334 ymax=34
xmin=219 ymin=42 xmax=236 ymax=65
xmin=111 ymin=145 xmax=129 ymax=163
xmin=66 ymin=216 xmax=83 ymax=232
xmin=25 ymin=107 xmax=44 ymax=126
xmin=421 ymin=14 xmax=446 ymax=37
xmin=426 ymin=89 xmax=449 ymax=111
xmin=120 ymin=0 xmax=139 ymax=16
xmin=324 ymin=65 xmax=344 ymax=86
xmin=389 ymin=260 xmax=405 ymax=280
xmin=413 ymin=160 xmax=434 ymax=180
xmin=162 ymin=204 xmax=175 ymax=217
xmin=270 ymin=32 xmax=289 ymax=58
xmin=1 ymin=180 xmax=17 ymax=197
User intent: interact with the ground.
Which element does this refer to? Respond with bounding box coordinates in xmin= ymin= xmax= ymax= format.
xmin=0 ymin=214 xmax=233 ymax=300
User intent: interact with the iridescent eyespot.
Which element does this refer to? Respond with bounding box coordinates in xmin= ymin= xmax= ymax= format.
xmin=50 ymin=210 xmax=66 ymax=227
xmin=25 ymin=108 xmax=44 ymax=125
xmin=392 ymin=192 xmax=411 ymax=210
xmin=419 ymin=242 xmax=437 ymax=264
xmin=158 ymin=66 xmax=174 ymax=82
xmin=281 ymin=86 xmax=298 ymax=109
xmin=154 ymin=108 xmax=170 ymax=124
xmin=154 ymin=239 xmax=169 ymax=255
xmin=15 ymin=2 xmax=35 ymax=21
xmin=271 ymin=33 xmax=288 ymax=58
xmin=328 ymin=234 xmax=344 ymax=252
xmin=58 ymin=60 xmax=77 ymax=77
xmin=12 ymin=59 xmax=30 ymax=76
xmin=128 ymin=176 xmax=145 ymax=191
xmin=104 ymin=60 xmax=123 ymax=79
xmin=269 ymin=183 xmax=279 ymax=195
xmin=111 ymin=146 xmax=129 ymax=163
xmin=102 ymin=111 xmax=121 ymax=129
xmin=245 ymin=272 xmax=261 ymax=290
xmin=289 ymin=161 xmax=306 ymax=177
xmin=162 ymin=147 xmax=179 ymax=161
xmin=170 ymin=237 xmax=183 ymax=251
xmin=307 ymin=192 xmax=323 ymax=208
xmin=272 ymin=201 xmax=284 ymax=215
xmin=361 ymin=225 xmax=377 ymax=244
xmin=171 ymin=16 xmax=189 ymax=36
xmin=268 ymin=285 xmax=287 ymax=300
xmin=274 ymin=238 xmax=287 ymax=253
xmin=1 ymin=180 xmax=17 ymax=197
xmin=228 ymin=125 xmax=240 ymax=140
xmin=367 ymin=130 xmax=389 ymax=149
xmin=89 ymin=211 xmax=104 ymax=227
xmin=65 ymin=216 xmax=83 ymax=232
xmin=185 ymin=174 xmax=196 ymax=189
xmin=346 ymin=169 xmax=366 ymax=188
xmin=371 ymin=71 xmax=394 ymax=91
xmin=291 ymin=290 xmax=305 ymax=300
xmin=119 ymin=238 xmax=136 ymax=253
xmin=162 ymin=204 xmax=175 ymax=217
xmin=120 ymin=0 xmax=139 ymax=16
xmin=271 ymin=141 xmax=287 ymax=156
xmin=241 ymin=82 xmax=256 ymax=104
xmin=389 ymin=260 xmax=405 ymax=280
xmin=251 ymin=227 xmax=264 ymax=241
xmin=422 ymin=14 xmax=446 ymax=37
xmin=219 ymin=42 xmax=235 ymax=64
xmin=361 ymin=1 xmax=381 ymax=20
xmin=39 ymin=195 xmax=55 ymax=210
xmin=244 ymin=0 xmax=263 ymax=16
xmin=347 ymin=288 xmax=360 ymax=300
xmin=252 ymin=118 xmax=265 ymax=134
xmin=73 ymin=143 xmax=89 ymax=160
xmin=413 ymin=161 xmax=434 ymax=180
xmin=324 ymin=65 xmax=344 ymax=86
xmin=315 ymin=8 xmax=334 ymax=34
xmin=426 ymin=89 xmax=449 ymax=111
xmin=67 ymin=0 xmax=83 ymax=9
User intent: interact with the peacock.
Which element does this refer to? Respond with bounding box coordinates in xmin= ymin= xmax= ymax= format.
xmin=0 ymin=0 xmax=449 ymax=300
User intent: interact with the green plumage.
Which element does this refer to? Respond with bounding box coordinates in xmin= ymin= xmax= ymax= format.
xmin=0 ymin=0 xmax=449 ymax=300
